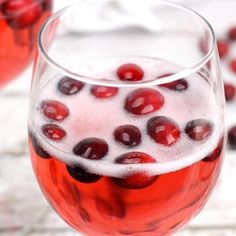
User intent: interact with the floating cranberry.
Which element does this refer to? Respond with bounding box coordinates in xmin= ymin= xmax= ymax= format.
xmin=202 ymin=137 xmax=224 ymax=162
xmin=41 ymin=100 xmax=69 ymax=121
xmin=124 ymin=88 xmax=164 ymax=115
xmin=112 ymin=152 xmax=158 ymax=189
xmin=228 ymin=126 xmax=236 ymax=149
xmin=185 ymin=119 xmax=213 ymax=141
xmin=114 ymin=125 xmax=141 ymax=147
xmin=73 ymin=138 xmax=108 ymax=160
xmin=228 ymin=26 xmax=236 ymax=41
xmin=42 ymin=124 xmax=66 ymax=141
xmin=30 ymin=132 xmax=51 ymax=159
xmin=91 ymin=86 xmax=118 ymax=98
xmin=158 ymin=73 xmax=188 ymax=91
xmin=1 ymin=0 xmax=43 ymax=29
xmin=224 ymin=83 xmax=235 ymax=102
xmin=58 ymin=77 xmax=84 ymax=95
xmin=230 ymin=59 xmax=236 ymax=74
xmin=147 ymin=116 xmax=180 ymax=146
xmin=217 ymin=40 xmax=229 ymax=59
xmin=117 ymin=63 xmax=144 ymax=81
xmin=67 ymin=165 xmax=101 ymax=183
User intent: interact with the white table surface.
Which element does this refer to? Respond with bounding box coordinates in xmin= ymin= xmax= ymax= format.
xmin=1 ymin=0 xmax=236 ymax=235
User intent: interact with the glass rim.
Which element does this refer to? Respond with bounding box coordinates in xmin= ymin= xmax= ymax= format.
xmin=38 ymin=0 xmax=216 ymax=87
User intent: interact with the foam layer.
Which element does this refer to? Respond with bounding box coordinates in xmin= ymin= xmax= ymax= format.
xmin=29 ymin=56 xmax=223 ymax=177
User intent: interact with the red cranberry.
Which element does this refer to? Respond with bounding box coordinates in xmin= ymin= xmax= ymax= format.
xmin=202 ymin=137 xmax=224 ymax=162
xmin=158 ymin=73 xmax=188 ymax=91
xmin=42 ymin=124 xmax=66 ymax=141
xmin=228 ymin=126 xmax=236 ymax=149
xmin=112 ymin=152 xmax=158 ymax=189
xmin=224 ymin=83 xmax=235 ymax=102
xmin=185 ymin=119 xmax=213 ymax=141
xmin=217 ymin=40 xmax=229 ymax=59
xmin=41 ymin=100 xmax=69 ymax=121
xmin=30 ymin=132 xmax=51 ymax=159
xmin=117 ymin=63 xmax=144 ymax=81
xmin=228 ymin=27 xmax=236 ymax=41
xmin=124 ymin=88 xmax=164 ymax=115
xmin=147 ymin=116 xmax=180 ymax=146
xmin=90 ymin=86 xmax=118 ymax=98
xmin=58 ymin=77 xmax=84 ymax=95
xmin=1 ymin=0 xmax=43 ymax=29
xmin=230 ymin=59 xmax=236 ymax=74
xmin=73 ymin=138 xmax=108 ymax=160
xmin=67 ymin=165 xmax=101 ymax=183
xmin=114 ymin=125 xmax=141 ymax=147
xmin=96 ymin=196 xmax=126 ymax=219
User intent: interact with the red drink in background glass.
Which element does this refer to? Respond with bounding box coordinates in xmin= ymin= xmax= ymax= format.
xmin=0 ymin=0 xmax=52 ymax=87
xmin=28 ymin=57 xmax=224 ymax=236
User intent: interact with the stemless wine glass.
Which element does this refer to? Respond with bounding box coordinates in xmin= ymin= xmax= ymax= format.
xmin=0 ymin=0 xmax=52 ymax=87
xmin=28 ymin=0 xmax=225 ymax=235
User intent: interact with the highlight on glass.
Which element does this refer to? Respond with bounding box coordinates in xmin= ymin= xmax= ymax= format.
xmin=28 ymin=0 xmax=225 ymax=235
xmin=0 ymin=0 xmax=52 ymax=87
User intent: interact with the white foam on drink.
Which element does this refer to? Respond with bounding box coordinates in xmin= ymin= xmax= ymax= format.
xmin=29 ymin=56 xmax=223 ymax=178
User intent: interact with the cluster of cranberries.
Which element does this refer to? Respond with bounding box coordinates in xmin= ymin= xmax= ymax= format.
xmin=215 ymin=26 xmax=236 ymax=149
xmin=32 ymin=63 xmax=217 ymax=189
xmin=0 ymin=0 xmax=51 ymax=29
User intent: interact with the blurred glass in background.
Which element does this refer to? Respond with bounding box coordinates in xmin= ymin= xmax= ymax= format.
xmin=0 ymin=0 xmax=52 ymax=87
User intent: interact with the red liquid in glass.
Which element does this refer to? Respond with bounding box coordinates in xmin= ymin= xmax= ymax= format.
xmin=29 ymin=58 xmax=224 ymax=235
xmin=29 ymin=140 xmax=222 ymax=236
xmin=0 ymin=0 xmax=52 ymax=87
